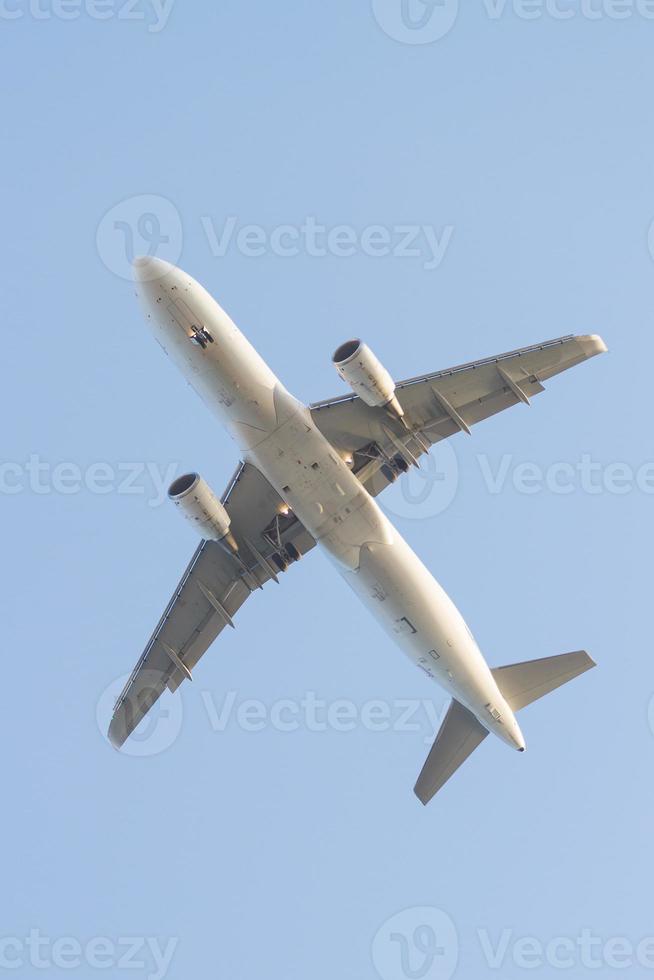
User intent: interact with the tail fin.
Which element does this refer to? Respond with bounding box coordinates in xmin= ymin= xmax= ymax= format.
xmin=414 ymin=651 xmax=596 ymax=805
xmin=414 ymin=699 xmax=488 ymax=805
xmin=491 ymin=650 xmax=596 ymax=711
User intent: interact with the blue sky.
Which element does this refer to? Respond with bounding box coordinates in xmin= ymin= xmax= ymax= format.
xmin=2 ymin=2 xmax=653 ymax=978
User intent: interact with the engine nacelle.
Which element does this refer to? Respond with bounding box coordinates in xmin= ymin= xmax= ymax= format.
xmin=168 ymin=472 xmax=238 ymax=549
xmin=332 ymin=339 xmax=404 ymax=419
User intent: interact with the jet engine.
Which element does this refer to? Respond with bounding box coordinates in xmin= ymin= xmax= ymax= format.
xmin=333 ymin=339 xmax=404 ymax=419
xmin=168 ymin=472 xmax=238 ymax=550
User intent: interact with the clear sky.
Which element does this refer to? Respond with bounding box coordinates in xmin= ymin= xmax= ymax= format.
xmin=2 ymin=2 xmax=653 ymax=978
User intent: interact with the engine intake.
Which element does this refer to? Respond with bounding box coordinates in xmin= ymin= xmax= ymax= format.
xmin=333 ymin=339 xmax=404 ymax=419
xmin=168 ymin=472 xmax=238 ymax=549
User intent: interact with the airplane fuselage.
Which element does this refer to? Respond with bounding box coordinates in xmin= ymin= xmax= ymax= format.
xmin=134 ymin=257 xmax=526 ymax=753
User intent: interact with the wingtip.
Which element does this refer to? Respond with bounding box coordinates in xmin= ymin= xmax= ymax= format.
xmin=580 ymin=334 xmax=608 ymax=356
xmin=574 ymin=649 xmax=597 ymax=670
xmin=413 ymin=786 xmax=429 ymax=807
xmin=107 ymin=716 xmax=127 ymax=751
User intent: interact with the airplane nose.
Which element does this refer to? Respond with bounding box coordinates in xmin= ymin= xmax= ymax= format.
xmin=132 ymin=255 xmax=175 ymax=282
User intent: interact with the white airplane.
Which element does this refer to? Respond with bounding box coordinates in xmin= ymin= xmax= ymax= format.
xmin=109 ymin=256 xmax=606 ymax=803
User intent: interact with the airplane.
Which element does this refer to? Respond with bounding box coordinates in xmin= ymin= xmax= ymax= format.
xmin=108 ymin=256 xmax=607 ymax=804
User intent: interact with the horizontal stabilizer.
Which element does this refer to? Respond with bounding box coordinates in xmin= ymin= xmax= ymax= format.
xmin=414 ymin=699 xmax=488 ymax=806
xmin=492 ymin=650 xmax=596 ymax=711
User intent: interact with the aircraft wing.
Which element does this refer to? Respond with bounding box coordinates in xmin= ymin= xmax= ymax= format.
xmin=310 ymin=334 xmax=607 ymax=497
xmin=108 ymin=462 xmax=316 ymax=748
